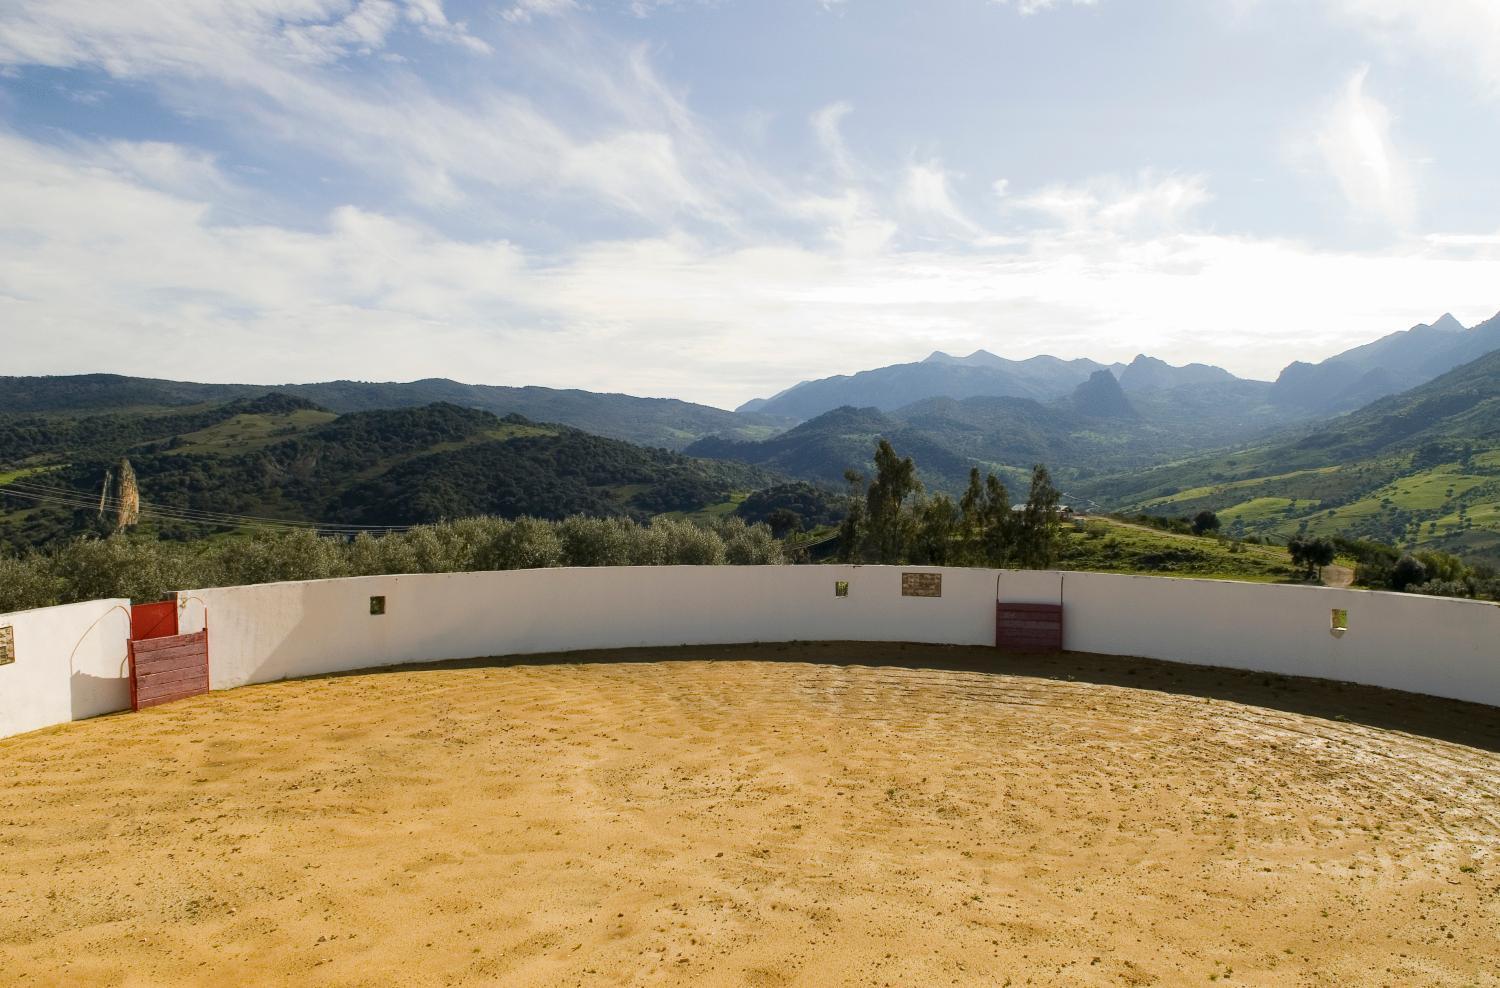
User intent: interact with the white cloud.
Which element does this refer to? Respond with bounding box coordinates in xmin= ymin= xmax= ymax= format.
xmin=990 ymin=0 xmax=1099 ymax=15
xmin=0 ymin=0 xmax=489 ymax=76
xmin=811 ymin=101 xmax=855 ymax=178
xmin=1013 ymin=172 xmax=1211 ymax=234
xmin=5 ymin=129 xmax=1496 ymax=406
xmin=1327 ymin=0 xmax=1500 ymax=99
xmin=0 ymin=1 xmax=745 ymax=228
xmin=900 ymin=162 xmax=982 ymax=237
xmin=502 ymin=0 xmax=580 ymax=25
xmin=1313 ymin=67 xmax=1415 ymax=228
xmin=403 ymin=0 xmax=492 ymax=52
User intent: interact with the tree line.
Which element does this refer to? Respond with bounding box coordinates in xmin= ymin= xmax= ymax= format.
xmin=0 ymin=515 xmax=785 ymax=614
xmin=835 ymin=439 xmax=1063 ymax=567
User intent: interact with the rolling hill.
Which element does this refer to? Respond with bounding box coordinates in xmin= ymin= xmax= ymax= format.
xmin=0 ymin=374 xmax=789 ymax=451
xmin=0 ymin=398 xmax=778 ymax=549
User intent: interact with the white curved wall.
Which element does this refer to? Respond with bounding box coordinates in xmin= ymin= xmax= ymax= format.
xmin=175 ymin=565 xmax=1500 ymax=706
xmin=174 ymin=566 xmax=1002 ymax=690
xmin=0 ymin=598 xmax=131 ymax=739
xmin=4 ymin=566 xmax=1499 ymax=741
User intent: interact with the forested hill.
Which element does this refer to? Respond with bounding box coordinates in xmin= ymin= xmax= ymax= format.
xmin=0 ymin=398 xmax=778 ymax=549
xmin=0 ymin=373 xmax=789 ymax=451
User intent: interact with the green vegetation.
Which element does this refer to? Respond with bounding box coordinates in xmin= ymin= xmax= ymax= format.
xmin=1330 ymin=536 xmax=1500 ymax=599
xmin=1056 ymin=517 xmax=1302 ymax=583
xmin=834 ymin=440 xmax=1063 ymax=568
xmin=0 ymin=399 xmax=776 ymax=550
xmin=0 ymin=515 xmax=786 ymax=614
xmin=1094 ymin=348 xmax=1500 ymax=564
xmin=733 ymin=482 xmax=845 ymax=533
xmin=0 ymin=373 xmax=790 ymax=451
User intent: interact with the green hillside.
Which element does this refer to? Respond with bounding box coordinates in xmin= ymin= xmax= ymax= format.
xmin=1094 ymin=349 xmax=1500 ymax=562
xmin=1057 ymin=516 xmax=1308 ymax=583
xmin=0 ymin=374 xmax=788 ymax=451
xmin=0 ymin=398 xmax=777 ymax=550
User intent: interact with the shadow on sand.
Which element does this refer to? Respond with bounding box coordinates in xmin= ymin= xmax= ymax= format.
xmin=305 ymin=640 xmax=1500 ymax=755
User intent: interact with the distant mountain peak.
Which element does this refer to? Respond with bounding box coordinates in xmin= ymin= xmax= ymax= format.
xmin=1117 ymin=354 xmax=1236 ymax=393
xmin=923 ymin=349 xmax=1004 ymax=367
xmin=1430 ymin=313 xmax=1464 ymax=333
xmin=1069 ymin=369 xmax=1138 ymax=419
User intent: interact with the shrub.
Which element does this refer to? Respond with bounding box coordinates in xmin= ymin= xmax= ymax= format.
xmin=556 ymin=516 xmax=636 ymax=568
xmin=0 ymin=552 xmax=60 ymax=613
xmin=1411 ymin=579 xmax=1470 ymax=600
xmin=476 ymin=518 xmax=563 ymax=571
xmin=1390 ymin=554 xmax=1427 ymax=592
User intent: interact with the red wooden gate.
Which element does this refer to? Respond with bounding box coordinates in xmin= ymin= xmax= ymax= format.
xmin=996 ymin=602 xmax=1064 ymax=652
xmin=130 ymin=600 xmax=178 ymax=641
xmin=128 ymin=603 xmax=209 ymax=711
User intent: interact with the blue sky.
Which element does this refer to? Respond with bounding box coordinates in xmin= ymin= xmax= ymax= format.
xmin=1 ymin=0 xmax=1498 ymax=407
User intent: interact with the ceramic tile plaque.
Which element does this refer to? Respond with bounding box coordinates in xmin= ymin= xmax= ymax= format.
xmin=0 ymin=625 xmax=14 ymax=666
xmin=901 ymin=572 xmax=942 ymax=598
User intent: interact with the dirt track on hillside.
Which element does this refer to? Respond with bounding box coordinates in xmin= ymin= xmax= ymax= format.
xmin=2 ymin=643 xmax=1498 ymax=987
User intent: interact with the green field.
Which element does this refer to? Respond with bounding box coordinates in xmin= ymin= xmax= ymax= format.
xmin=1058 ymin=516 xmax=1309 ymax=583
xmin=1115 ymin=446 xmax=1500 ymax=562
xmin=0 ymin=465 xmax=64 ymax=486
xmin=170 ymin=409 xmax=340 ymax=454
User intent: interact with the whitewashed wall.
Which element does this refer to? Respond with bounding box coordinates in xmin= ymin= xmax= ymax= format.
xmin=1053 ymin=572 xmax=1500 ymax=705
xmin=5 ymin=567 xmax=1499 ymax=742
xmin=0 ymin=598 xmax=132 ymax=740
xmin=175 ymin=566 xmax=999 ymax=690
xmin=178 ymin=566 xmax=1500 ymax=707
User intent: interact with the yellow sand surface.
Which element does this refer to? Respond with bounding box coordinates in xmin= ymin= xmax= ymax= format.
xmin=2 ymin=643 xmax=1498 ymax=987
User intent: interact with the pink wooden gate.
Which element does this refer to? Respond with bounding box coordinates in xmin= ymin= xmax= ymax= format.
xmin=995 ymin=602 xmax=1064 ymax=652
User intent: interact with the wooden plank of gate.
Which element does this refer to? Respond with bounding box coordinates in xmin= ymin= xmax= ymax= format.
xmin=996 ymin=602 xmax=1064 ymax=652
xmin=129 ymin=628 xmax=209 ymax=711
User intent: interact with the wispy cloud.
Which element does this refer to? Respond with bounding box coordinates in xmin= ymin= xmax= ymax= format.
xmin=1313 ymin=67 xmax=1416 ymax=228
xmin=900 ymin=162 xmax=982 ymax=238
xmin=4 ymin=129 xmax=1496 ymax=405
xmin=1013 ymin=172 xmax=1211 ymax=234
xmin=502 ymin=0 xmax=580 ymax=25
xmin=811 ymin=101 xmax=856 ymax=178
xmin=989 ymin=0 xmax=1099 ymax=15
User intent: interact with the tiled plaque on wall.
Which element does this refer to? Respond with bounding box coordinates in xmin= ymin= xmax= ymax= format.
xmin=901 ymin=573 xmax=942 ymax=598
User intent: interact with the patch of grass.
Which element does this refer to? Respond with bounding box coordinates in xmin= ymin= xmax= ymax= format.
xmin=1058 ymin=517 xmax=1299 ymax=583
xmin=0 ymin=464 xmax=65 ymax=485
xmin=660 ymin=491 xmax=750 ymax=523
xmin=485 ymin=422 xmax=560 ymax=441
xmin=170 ymin=410 xmax=338 ymax=454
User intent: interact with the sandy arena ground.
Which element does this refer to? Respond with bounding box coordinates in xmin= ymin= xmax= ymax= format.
xmin=2 ymin=643 xmax=1498 ymax=987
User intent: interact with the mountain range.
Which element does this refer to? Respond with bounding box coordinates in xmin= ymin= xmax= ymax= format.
xmin=0 ymin=375 xmax=790 ymax=451
xmin=1270 ymin=313 xmax=1500 ymax=415
xmin=737 ymin=312 xmax=1497 ymax=425
xmin=4 ymin=308 xmax=1500 ymax=560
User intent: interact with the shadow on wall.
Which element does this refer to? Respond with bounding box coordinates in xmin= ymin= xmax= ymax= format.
xmin=70 ymin=670 xmax=131 ymax=721
xmin=295 ymin=641 xmax=1500 ymax=755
